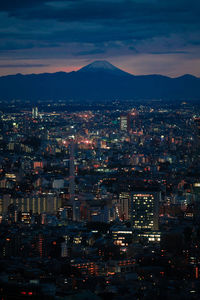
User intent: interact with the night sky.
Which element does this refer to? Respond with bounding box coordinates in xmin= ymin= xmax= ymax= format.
xmin=0 ymin=0 xmax=200 ymax=77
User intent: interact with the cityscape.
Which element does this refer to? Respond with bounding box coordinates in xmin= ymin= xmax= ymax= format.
xmin=1 ymin=0 xmax=200 ymax=299
xmin=0 ymin=98 xmax=200 ymax=299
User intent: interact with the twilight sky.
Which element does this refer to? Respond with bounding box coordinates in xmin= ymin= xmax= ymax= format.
xmin=0 ymin=0 xmax=200 ymax=77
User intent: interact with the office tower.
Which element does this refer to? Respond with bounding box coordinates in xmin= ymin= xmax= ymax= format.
xmin=120 ymin=114 xmax=128 ymax=131
xmin=120 ymin=113 xmax=133 ymax=132
xmin=32 ymin=107 xmax=38 ymax=119
xmin=131 ymin=191 xmax=160 ymax=230
xmin=118 ymin=192 xmax=131 ymax=221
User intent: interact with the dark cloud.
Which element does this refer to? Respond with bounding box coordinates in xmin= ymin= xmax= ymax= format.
xmin=149 ymin=50 xmax=189 ymax=55
xmin=76 ymin=48 xmax=105 ymax=56
xmin=0 ymin=63 xmax=49 ymax=68
xmin=0 ymin=39 xmax=60 ymax=51
xmin=1 ymin=1 xmax=200 ymax=45
xmin=2 ymin=0 xmax=199 ymax=26
xmin=0 ymin=40 xmax=35 ymax=51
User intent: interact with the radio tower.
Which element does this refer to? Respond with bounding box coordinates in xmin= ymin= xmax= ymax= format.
xmin=69 ymin=139 xmax=79 ymax=221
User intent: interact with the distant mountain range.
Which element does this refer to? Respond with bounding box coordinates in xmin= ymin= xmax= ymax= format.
xmin=0 ymin=60 xmax=199 ymax=101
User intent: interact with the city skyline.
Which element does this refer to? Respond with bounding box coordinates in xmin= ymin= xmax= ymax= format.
xmin=0 ymin=0 xmax=200 ymax=77
xmin=1 ymin=1 xmax=200 ymax=298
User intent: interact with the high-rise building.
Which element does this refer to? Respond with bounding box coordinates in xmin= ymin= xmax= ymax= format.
xmin=131 ymin=191 xmax=160 ymax=230
xmin=120 ymin=114 xmax=128 ymax=131
xmin=120 ymin=111 xmax=139 ymax=132
xmin=118 ymin=192 xmax=131 ymax=221
xmin=32 ymin=107 xmax=38 ymax=119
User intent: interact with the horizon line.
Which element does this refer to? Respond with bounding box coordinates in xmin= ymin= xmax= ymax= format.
xmin=0 ymin=60 xmax=199 ymax=79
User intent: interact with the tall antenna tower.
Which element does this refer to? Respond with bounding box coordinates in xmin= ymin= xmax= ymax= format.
xmin=69 ymin=139 xmax=79 ymax=221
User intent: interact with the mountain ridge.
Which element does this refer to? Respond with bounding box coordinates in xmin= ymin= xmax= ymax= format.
xmin=0 ymin=60 xmax=199 ymax=101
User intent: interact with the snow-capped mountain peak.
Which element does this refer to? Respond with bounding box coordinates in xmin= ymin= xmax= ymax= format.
xmin=78 ymin=60 xmax=122 ymax=72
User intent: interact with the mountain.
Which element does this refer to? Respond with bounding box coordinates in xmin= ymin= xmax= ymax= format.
xmin=78 ymin=60 xmax=129 ymax=76
xmin=0 ymin=60 xmax=199 ymax=101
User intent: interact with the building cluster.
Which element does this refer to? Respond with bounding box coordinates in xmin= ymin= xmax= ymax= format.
xmin=0 ymin=101 xmax=200 ymax=298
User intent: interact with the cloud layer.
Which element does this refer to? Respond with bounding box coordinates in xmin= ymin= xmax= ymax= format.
xmin=0 ymin=0 xmax=200 ymax=76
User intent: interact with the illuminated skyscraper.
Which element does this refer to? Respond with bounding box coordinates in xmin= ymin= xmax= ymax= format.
xmin=120 ymin=113 xmax=133 ymax=132
xmin=32 ymin=107 xmax=38 ymax=119
xmin=131 ymin=191 xmax=160 ymax=230
xmin=120 ymin=114 xmax=128 ymax=131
